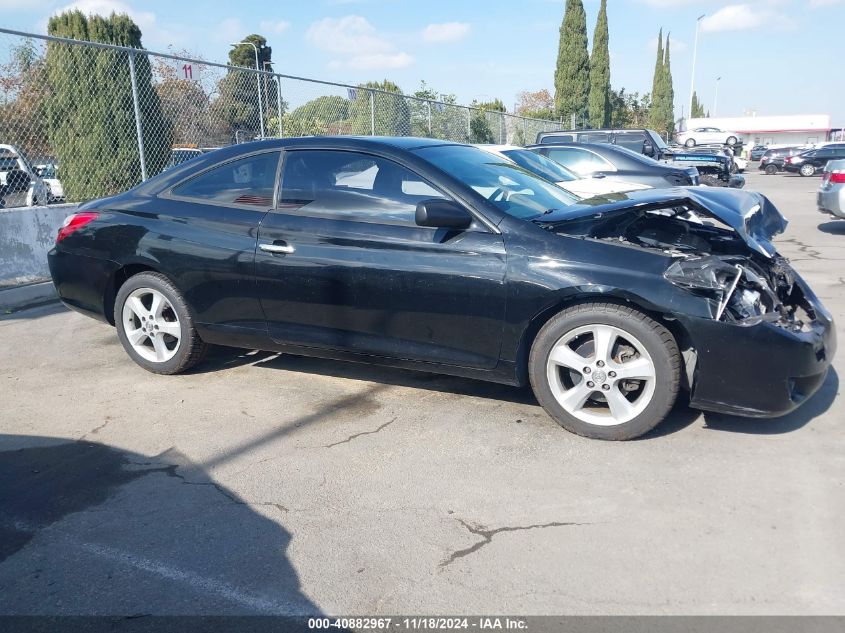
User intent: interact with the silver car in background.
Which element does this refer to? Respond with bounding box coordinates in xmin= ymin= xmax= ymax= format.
xmin=818 ymin=159 xmax=845 ymax=220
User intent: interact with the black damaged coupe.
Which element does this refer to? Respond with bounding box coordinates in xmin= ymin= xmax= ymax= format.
xmin=49 ymin=137 xmax=836 ymax=440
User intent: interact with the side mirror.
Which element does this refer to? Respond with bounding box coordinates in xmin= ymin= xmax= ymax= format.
xmin=643 ymin=141 xmax=655 ymax=157
xmin=415 ymin=199 xmax=472 ymax=229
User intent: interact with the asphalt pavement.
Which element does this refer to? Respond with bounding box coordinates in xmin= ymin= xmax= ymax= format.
xmin=1 ymin=169 xmax=843 ymax=615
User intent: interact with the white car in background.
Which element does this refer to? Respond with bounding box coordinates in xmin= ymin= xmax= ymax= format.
xmin=474 ymin=144 xmax=650 ymax=199
xmin=0 ymin=144 xmax=51 ymax=207
xmin=676 ymin=127 xmax=742 ymax=148
xmin=34 ymin=160 xmax=65 ymax=202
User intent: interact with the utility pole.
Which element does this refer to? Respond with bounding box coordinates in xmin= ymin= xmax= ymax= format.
xmin=688 ymin=14 xmax=705 ymax=123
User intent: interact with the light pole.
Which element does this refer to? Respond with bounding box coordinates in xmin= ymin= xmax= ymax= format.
xmin=230 ymin=40 xmax=265 ymax=139
xmin=688 ymin=13 xmax=705 ymax=123
xmin=713 ymin=76 xmax=721 ymax=117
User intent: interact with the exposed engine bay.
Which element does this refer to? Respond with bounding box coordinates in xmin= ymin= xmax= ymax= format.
xmin=548 ymin=203 xmax=818 ymax=330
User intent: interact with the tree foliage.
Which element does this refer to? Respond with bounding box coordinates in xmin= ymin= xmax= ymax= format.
xmin=46 ymin=10 xmax=170 ymax=201
xmin=153 ymin=54 xmax=230 ymax=147
xmin=0 ymin=40 xmax=51 ymax=159
xmin=410 ymin=81 xmax=464 ymax=140
xmin=469 ymin=98 xmax=506 ymax=144
xmin=282 ymin=95 xmax=350 ymax=136
xmin=690 ymin=91 xmax=706 ymax=118
xmin=515 ymin=89 xmax=555 ymax=120
xmin=588 ymin=0 xmax=610 ymax=128
xmin=348 ymin=80 xmax=410 ymax=136
xmin=554 ymin=0 xmax=589 ymax=123
xmin=647 ymin=29 xmax=675 ymax=136
xmin=210 ymin=34 xmax=273 ymax=141
xmin=609 ymin=88 xmax=650 ymax=128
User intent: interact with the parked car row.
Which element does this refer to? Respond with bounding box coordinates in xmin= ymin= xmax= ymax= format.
xmin=535 ymin=128 xmax=741 ymax=187
xmin=0 ymin=144 xmax=53 ymax=208
xmin=758 ymin=143 xmax=845 ymax=177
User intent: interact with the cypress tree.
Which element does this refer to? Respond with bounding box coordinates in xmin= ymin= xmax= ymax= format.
xmin=554 ymin=0 xmax=590 ymax=125
xmin=647 ymin=29 xmax=665 ymax=133
xmin=650 ymin=29 xmax=663 ymax=104
xmin=663 ymin=35 xmax=675 ymax=136
xmin=691 ymin=91 xmax=705 ymax=118
xmin=46 ymin=10 xmax=171 ymax=201
xmin=588 ymin=0 xmax=610 ymax=128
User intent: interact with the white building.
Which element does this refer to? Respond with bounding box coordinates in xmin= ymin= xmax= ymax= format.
xmin=681 ymin=114 xmax=834 ymax=146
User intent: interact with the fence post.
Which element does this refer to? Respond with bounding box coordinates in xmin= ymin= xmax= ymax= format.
xmin=426 ymin=101 xmax=432 ymax=136
xmin=276 ymin=78 xmax=283 ymax=137
xmin=466 ymin=107 xmax=471 ymax=140
xmin=499 ymin=114 xmax=504 ymax=144
xmin=127 ymin=50 xmax=147 ymax=181
xmin=369 ymin=90 xmax=375 ymax=136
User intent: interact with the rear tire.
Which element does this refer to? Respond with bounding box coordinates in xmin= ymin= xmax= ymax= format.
xmin=114 ymin=272 xmax=208 ymax=375
xmin=726 ymin=136 xmax=738 ymax=146
xmin=800 ymin=164 xmax=816 ymax=177
xmin=764 ymin=164 xmax=778 ymax=175
xmin=684 ymin=138 xmax=696 ymax=147
xmin=528 ymin=303 xmax=681 ymax=440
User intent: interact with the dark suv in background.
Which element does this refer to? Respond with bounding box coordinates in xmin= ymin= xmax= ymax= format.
xmin=536 ymin=129 xmax=672 ymax=160
xmin=759 ymin=147 xmax=804 ymax=174
xmin=783 ymin=144 xmax=845 ymax=177
xmin=528 ymin=142 xmax=699 ymax=189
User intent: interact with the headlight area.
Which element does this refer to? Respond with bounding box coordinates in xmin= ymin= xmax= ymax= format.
xmin=664 ymin=255 xmax=818 ymax=332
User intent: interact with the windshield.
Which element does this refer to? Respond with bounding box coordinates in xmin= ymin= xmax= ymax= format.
xmin=501 ymin=149 xmax=577 ymax=183
xmin=416 ymin=145 xmax=578 ymax=220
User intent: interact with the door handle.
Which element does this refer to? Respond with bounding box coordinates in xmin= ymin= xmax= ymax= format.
xmin=259 ymin=242 xmax=295 ymax=255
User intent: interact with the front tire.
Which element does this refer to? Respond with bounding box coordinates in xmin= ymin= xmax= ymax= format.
xmin=726 ymin=136 xmax=738 ymax=146
xmin=800 ymin=164 xmax=816 ymax=177
xmin=114 ymin=272 xmax=208 ymax=375
xmin=765 ymin=164 xmax=778 ymax=175
xmin=684 ymin=138 xmax=696 ymax=148
xmin=529 ymin=303 xmax=681 ymax=440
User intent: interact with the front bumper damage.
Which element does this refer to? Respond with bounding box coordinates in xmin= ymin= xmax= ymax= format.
xmin=677 ymin=273 xmax=836 ymax=417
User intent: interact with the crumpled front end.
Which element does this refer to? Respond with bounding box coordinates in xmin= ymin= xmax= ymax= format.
xmin=539 ymin=188 xmax=835 ymax=418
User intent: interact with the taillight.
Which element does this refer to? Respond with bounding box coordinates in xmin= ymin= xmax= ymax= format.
xmin=56 ymin=212 xmax=98 ymax=243
xmin=831 ymin=172 xmax=845 ymax=184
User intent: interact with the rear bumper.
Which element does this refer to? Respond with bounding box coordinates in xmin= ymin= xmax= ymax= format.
xmin=818 ymin=188 xmax=845 ymax=219
xmin=677 ymin=276 xmax=836 ymax=418
xmin=48 ymin=248 xmax=119 ymax=323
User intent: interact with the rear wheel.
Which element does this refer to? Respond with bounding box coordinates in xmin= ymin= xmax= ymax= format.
xmin=800 ymin=163 xmax=816 ymax=177
xmin=114 ymin=272 xmax=208 ymax=374
xmin=684 ymin=138 xmax=696 ymax=148
xmin=726 ymin=136 xmax=738 ymax=146
xmin=764 ymin=164 xmax=778 ymax=175
xmin=528 ymin=303 xmax=681 ymax=440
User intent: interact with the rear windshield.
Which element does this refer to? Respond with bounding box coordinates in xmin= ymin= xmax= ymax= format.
xmin=500 ymin=149 xmax=578 ymax=183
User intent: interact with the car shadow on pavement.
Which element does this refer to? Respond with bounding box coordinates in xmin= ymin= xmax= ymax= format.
xmin=0 ymin=434 xmax=323 ymax=616
xmin=701 ymin=367 xmax=839 ymax=435
xmin=0 ymin=301 xmax=68 ymax=322
xmin=817 ymin=221 xmax=845 ymax=234
xmin=197 ymin=346 xmax=539 ymax=406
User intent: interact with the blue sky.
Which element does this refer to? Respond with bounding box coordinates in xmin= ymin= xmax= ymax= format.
xmin=3 ymin=0 xmax=844 ymax=124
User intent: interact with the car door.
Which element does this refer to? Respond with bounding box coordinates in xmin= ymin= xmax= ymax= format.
xmin=254 ymin=148 xmax=508 ymax=370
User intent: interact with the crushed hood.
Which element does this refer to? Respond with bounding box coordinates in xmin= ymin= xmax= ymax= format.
xmin=539 ymin=187 xmax=788 ymax=258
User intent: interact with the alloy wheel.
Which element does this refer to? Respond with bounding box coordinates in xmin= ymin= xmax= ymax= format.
xmin=121 ymin=287 xmax=182 ymax=363
xmin=545 ymin=324 xmax=657 ymax=426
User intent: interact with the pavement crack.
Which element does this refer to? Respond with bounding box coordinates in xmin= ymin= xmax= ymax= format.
xmin=780 ymin=238 xmax=823 ymax=260
xmin=324 ymin=417 xmax=396 ymax=448
xmin=151 ymin=465 xmax=290 ymax=516
xmin=79 ymin=416 xmax=113 ymax=440
xmin=440 ymin=518 xmax=588 ymax=568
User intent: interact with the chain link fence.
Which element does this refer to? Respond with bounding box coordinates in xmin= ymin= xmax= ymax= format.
xmin=0 ymin=27 xmax=562 ymax=207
